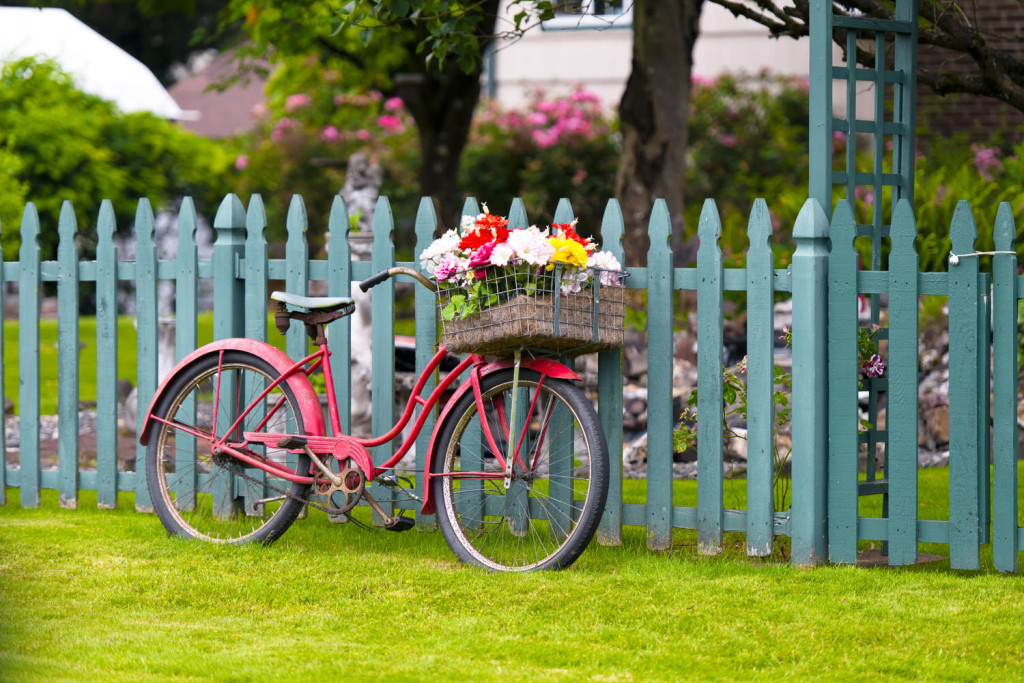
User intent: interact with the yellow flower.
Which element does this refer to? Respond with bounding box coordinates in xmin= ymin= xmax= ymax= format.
xmin=548 ymin=237 xmax=588 ymax=268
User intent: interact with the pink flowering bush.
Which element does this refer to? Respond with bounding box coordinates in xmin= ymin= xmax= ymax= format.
xmin=421 ymin=206 xmax=623 ymax=320
xmin=460 ymin=88 xmax=619 ymax=240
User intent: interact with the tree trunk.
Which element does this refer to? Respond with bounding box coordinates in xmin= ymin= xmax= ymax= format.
xmin=616 ymin=0 xmax=704 ymax=267
xmin=403 ymin=0 xmax=499 ymax=227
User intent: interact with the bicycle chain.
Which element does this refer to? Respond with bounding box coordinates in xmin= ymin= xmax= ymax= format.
xmin=220 ymin=459 xmax=418 ymax=532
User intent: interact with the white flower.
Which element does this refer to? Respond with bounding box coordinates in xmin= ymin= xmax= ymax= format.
xmin=489 ymin=242 xmax=515 ymax=267
xmin=460 ymin=215 xmax=476 ymax=231
xmin=507 ymin=227 xmax=554 ymax=266
xmin=419 ymin=229 xmax=461 ymax=274
xmin=587 ymin=250 xmax=623 ymax=285
xmin=560 ymin=269 xmax=589 ymax=295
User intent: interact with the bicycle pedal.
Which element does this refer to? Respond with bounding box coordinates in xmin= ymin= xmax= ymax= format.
xmin=385 ymin=516 xmax=416 ymax=532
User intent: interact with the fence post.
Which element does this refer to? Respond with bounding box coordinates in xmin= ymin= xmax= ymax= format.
xmin=0 ymin=215 xmax=4 ymax=506
xmin=57 ymin=201 xmax=80 ymax=509
xmin=370 ymin=196 xmax=396 ymax=523
xmin=18 ymin=204 xmax=41 ymax=508
xmin=992 ymin=202 xmax=1018 ymax=573
xmin=213 ymin=194 xmax=247 ymax=342
xmin=646 ymin=199 xmax=674 ymax=551
xmin=598 ymin=199 xmax=625 ymax=546
xmin=95 ymin=201 xmax=119 ymax=509
xmin=696 ymin=199 xmax=724 ymax=554
xmin=135 ymin=199 xmax=158 ymax=511
xmin=948 ymin=201 xmax=981 ymax=570
xmin=745 ymin=198 xmax=775 ymax=556
xmin=888 ymin=200 xmax=920 ymax=565
xmin=790 ymin=198 xmax=830 ymax=565
xmin=413 ymin=197 xmax=438 ymax=529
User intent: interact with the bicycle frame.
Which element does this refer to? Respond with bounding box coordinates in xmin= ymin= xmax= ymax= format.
xmin=153 ymin=335 xmax=581 ymax=508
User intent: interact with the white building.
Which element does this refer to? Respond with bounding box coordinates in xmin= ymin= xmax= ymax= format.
xmin=487 ymin=2 xmax=861 ymax=116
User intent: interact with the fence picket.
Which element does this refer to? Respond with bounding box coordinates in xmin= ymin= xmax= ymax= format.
xmin=827 ymin=200 xmax=859 ymax=564
xmin=285 ymin=196 xmax=309 ymax=362
xmin=597 ymin=199 xmax=625 ymax=545
xmin=57 ymin=201 xmax=81 ymax=509
xmin=508 ymin=197 xmax=528 ymax=229
xmin=18 ymin=203 xmax=41 ymax=508
xmin=95 ymin=202 xmax=119 ymax=508
xmin=646 ymin=199 xmax=674 ymax=550
xmin=456 ymin=198 xmax=484 ymax=529
xmin=790 ymin=198 xmax=830 ymax=564
xmin=244 ymin=195 xmax=267 ymax=344
xmin=696 ymin=199 xmax=724 ymax=554
xmin=991 ymin=202 xmax=1018 ymax=572
xmin=327 ymin=196 xmax=352 ymax=437
xmin=371 ymin=196 xmax=396 ymax=522
xmin=745 ymin=199 xmax=774 ymax=556
xmin=947 ymin=201 xmax=981 ymax=570
xmin=413 ymin=197 xmax=438 ymax=528
xmin=887 ymin=199 xmax=920 ymax=565
xmin=134 ymin=199 xmax=158 ymax=511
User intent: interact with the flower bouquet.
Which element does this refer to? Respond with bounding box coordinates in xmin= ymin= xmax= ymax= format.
xmin=420 ymin=206 xmax=627 ymax=356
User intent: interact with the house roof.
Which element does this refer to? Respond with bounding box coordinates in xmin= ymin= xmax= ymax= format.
xmin=168 ymin=51 xmax=268 ymax=139
xmin=0 ymin=7 xmax=183 ymax=119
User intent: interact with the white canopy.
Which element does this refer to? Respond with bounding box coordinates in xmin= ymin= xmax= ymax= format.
xmin=0 ymin=7 xmax=183 ymax=119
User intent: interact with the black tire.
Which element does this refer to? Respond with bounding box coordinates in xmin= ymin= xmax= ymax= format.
xmin=146 ymin=350 xmax=311 ymax=544
xmin=432 ymin=368 xmax=609 ymax=571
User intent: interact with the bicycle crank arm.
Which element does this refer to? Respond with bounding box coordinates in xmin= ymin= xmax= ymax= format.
xmin=361 ymin=489 xmax=415 ymax=532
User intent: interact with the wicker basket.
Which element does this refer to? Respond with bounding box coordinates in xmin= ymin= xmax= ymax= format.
xmin=438 ymin=265 xmax=626 ymax=356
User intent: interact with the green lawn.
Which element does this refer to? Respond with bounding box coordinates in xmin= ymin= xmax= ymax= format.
xmin=3 ymin=471 xmax=1024 ymax=681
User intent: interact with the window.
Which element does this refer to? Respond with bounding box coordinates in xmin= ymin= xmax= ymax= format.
xmin=541 ymin=0 xmax=633 ymax=30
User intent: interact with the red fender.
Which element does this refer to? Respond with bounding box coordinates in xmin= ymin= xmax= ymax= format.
xmin=420 ymin=356 xmax=579 ymax=515
xmin=139 ymin=339 xmax=326 ymax=447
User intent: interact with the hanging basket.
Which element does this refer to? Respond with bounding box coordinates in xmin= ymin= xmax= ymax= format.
xmin=437 ymin=265 xmax=627 ymax=357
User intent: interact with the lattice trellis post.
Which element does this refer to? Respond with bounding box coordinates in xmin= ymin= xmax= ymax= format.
xmin=811 ymin=0 xmax=919 ymax=562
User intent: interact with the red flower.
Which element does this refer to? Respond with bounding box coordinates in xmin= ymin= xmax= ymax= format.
xmin=476 ymin=214 xmax=510 ymax=231
xmin=553 ymin=223 xmax=589 ymax=247
xmin=459 ymin=229 xmax=494 ymax=251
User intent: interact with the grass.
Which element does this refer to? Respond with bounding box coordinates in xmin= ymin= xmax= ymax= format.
xmin=3 ymin=471 xmax=1024 ymax=681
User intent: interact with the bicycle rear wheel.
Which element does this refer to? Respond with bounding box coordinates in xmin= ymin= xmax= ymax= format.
xmin=146 ymin=350 xmax=311 ymax=544
xmin=432 ymin=368 xmax=609 ymax=571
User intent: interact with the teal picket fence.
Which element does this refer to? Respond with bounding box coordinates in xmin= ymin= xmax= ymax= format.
xmin=1 ymin=192 xmax=1021 ymax=571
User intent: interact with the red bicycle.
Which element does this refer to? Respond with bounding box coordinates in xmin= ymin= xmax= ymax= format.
xmin=140 ymin=267 xmax=609 ymax=571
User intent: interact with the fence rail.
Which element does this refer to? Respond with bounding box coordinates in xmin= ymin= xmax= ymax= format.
xmin=1 ymin=193 xmax=1021 ymax=571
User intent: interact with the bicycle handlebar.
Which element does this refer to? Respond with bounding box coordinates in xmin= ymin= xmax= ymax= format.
xmin=359 ymin=267 xmax=437 ymax=293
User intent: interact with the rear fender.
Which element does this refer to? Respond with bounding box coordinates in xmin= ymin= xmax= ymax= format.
xmin=139 ymin=339 xmax=325 ymax=446
xmin=420 ymin=356 xmax=579 ymax=515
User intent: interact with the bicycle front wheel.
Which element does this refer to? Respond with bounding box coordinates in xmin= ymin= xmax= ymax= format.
xmin=146 ymin=350 xmax=311 ymax=544
xmin=432 ymin=368 xmax=609 ymax=571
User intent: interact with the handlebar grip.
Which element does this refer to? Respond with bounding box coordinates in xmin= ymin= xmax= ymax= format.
xmin=359 ymin=270 xmax=391 ymax=292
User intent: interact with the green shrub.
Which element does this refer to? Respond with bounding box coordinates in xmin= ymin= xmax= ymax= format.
xmin=0 ymin=57 xmax=232 ymax=259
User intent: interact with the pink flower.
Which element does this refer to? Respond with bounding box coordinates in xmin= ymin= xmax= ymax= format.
xmin=537 ymin=100 xmax=557 ymax=113
xmin=434 ymin=254 xmax=460 ymax=282
xmin=570 ymin=88 xmax=601 ymax=103
xmin=384 ymin=96 xmax=404 ymax=112
xmin=234 ymin=155 xmax=249 ymax=170
xmin=333 ymin=94 xmax=346 ymax=107
xmin=691 ymin=74 xmax=715 ymax=87
xmin=467 ymin=241 xmax=496 ymax=277
xmin=377 ymin=114 xmax=404 ymax=133
xmin=862 ymin=354 xmax=885 ymax=378
xmin=855 ymin=186 xmax=873 ymax=206
xmin=285 ymin=94 xmax=311 ymax=112
xmin=356 ymin=129 xmax=371 ymax=141
xmin=526 ymin=112 xmax=548 ymax=126
xmin=250 ymin=103 xmax=266 ymax=118
xmin=321 ymin=125 xmax=341 ymax=142
xmin=532 ymin=128 xmax=559 ymax=148
xmin=370 ymin=90 xmax=383 ymax=102
xmin=271 ymin=117 xmax=295 ymax=142
xmin=972 ymin=143 xmax=1002 ymax=181
xmin=718 ymin=134 xmax=736 ymax=147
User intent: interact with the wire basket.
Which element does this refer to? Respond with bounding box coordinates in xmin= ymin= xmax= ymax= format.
xmin=437 ymin=264 xmax=627 ymax=356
